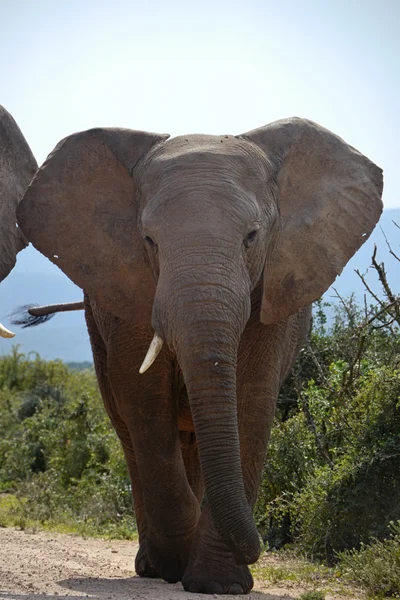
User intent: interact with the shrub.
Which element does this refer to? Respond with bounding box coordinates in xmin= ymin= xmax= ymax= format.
xmin=0 ymin=348 xmax=135 ymax=538
xmin=256 ymin=246 xmax=400 ymax=558
xmin=338 ymin=520 xmax=400 ymax=597
xmin=291 ymin=367 xmax=400 ymax=561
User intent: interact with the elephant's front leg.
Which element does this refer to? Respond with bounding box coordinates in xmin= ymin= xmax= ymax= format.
xmin=182 ymin=321 xmax=279 ymax=595
xmin=107 ymin=328 xmax=200 ymax=583
xmin=121 ymin=443 xmax=159 ymax=578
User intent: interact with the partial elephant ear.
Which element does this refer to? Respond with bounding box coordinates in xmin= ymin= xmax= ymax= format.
xmin=240 ymin=118 xmax=383 ymax=324
xmin=17 ymin=127 xmax=169 ymax=323
xmin=0 ymin=105 xmax=37 ymax=281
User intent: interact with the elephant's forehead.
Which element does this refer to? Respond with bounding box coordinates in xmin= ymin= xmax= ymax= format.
xmin=147 ymin=134 xmax=267 ymax=174
xmin=162 ymin=134 xmax=243 ymax=156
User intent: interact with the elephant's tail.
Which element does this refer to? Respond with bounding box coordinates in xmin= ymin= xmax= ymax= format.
xmin=10 ymin=301 xmax=84 ymax=328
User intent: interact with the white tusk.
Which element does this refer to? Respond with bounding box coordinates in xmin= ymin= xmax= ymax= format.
xmin=139 ymin=333 xmax=164 ymax=374
xmin=0 ymin=323 xmax=15 ymax=338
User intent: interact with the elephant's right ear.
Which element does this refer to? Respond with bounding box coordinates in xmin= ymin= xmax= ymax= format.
xmin=17 ymin=128 xmax=169 ymax=322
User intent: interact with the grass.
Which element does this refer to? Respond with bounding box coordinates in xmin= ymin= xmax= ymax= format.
xmin=251 ymin=549 xmax=359 ymax=598
xmin=0 ymin=493 xmax=138 ymax=540
xmin=299 ymin=593 xmax=326 ymax=600
xmin=0 ymin=493 xmax=21 ymax=527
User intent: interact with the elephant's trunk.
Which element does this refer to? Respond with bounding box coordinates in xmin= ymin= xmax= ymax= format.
xmin=153 ymin=249 xmax=260 ymax=565
xmin=179 ymin=335 xmax=260 ymax=564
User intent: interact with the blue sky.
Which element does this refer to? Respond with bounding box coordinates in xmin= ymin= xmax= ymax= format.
xmin=1 ymin=0 xmax=399 ymax=208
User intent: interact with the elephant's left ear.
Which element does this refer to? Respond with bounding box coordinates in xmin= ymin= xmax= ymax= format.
xmin=240 ymin=118 xmax=383 ymax=324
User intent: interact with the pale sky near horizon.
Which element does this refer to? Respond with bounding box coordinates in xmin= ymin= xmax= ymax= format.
xmin=1 ymin=0 xmax=399 ymax=208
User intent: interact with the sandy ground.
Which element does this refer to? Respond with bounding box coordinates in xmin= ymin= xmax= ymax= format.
xmin=0 ymin=528 xmax=361 ymax=600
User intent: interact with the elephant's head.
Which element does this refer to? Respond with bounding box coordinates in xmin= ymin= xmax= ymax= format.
xmin=0 ymin=106 xmax=37 ymax=337
xmin=17 ymin=119 xmax=383 ymax=564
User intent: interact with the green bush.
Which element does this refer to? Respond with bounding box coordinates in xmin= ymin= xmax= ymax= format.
xmin=256 ymin=278 xmax=400 ymax=562
xmin=291 ymin=366 xmax=400 ymax=561
xmin=255 ymin=411 xmax=318 ymax=547
xmin=0 ymin=348 xmax=135 ymax=538
xmin=338 ymin=520 xmax=400 ymax=597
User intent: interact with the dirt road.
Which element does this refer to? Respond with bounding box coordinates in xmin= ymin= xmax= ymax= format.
xmin=0 ymin=528 xmax=358 ymax=599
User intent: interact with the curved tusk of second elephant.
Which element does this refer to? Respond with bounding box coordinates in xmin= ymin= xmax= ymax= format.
xmin=139 ymin=333 xmax=164 ymax=374
xmin=0 ymin=323 xmax=15 ymax=338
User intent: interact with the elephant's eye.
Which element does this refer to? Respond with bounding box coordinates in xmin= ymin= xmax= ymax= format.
xmin=144 ymin=235 xmax=157 ymax=249
xmin=244 ymin=230 xmax=258 ymax=249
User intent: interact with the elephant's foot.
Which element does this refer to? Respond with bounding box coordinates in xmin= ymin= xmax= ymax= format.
xmin=146 ymin=531 xmax=194 ymax=584
xmin=182 ymin=549 xmax=253 ymax=595
xmin=135 ymin=541 xmax=160 ymax=578
xmin=182 ymin=507 xmax=254 ymax=595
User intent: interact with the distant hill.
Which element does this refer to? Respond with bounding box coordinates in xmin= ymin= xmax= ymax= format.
xmin=0 ymin=209 xmax=398 ymax=362
xmin=67 ymin=361 xmax=94 ymax=371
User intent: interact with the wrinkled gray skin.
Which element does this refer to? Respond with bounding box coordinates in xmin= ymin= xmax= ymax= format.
xmin=17 ymin=119 xmax=383 ymax=594
xmin=0 ymin=106 xmax=37 ymax=336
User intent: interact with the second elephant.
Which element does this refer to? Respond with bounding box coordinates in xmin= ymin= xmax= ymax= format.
xmin=0 ymin=105 xmax=37 ymax=337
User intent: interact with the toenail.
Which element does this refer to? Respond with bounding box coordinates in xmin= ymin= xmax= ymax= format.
xmin=229 ymin=583 xmax=245 ymax=594
xmin=188 ymin=581 xmax=200 ymax=593
xmin=206 ymin=581 xmax=224 ymax=594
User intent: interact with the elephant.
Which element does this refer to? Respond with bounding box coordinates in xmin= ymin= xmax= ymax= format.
xmin=16 ymin=118 xmax=383 ymax=595
xmin=0 ymin=105 xmax=37 ymax=337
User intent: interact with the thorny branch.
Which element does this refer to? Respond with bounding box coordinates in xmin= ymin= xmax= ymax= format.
xmin=371 ymin=244 xmax=400 ymax=327
xmin=355 ymin=268 xmax=386 ymax=309
xmin=381 ymin=226 xmax=400 ymax=263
